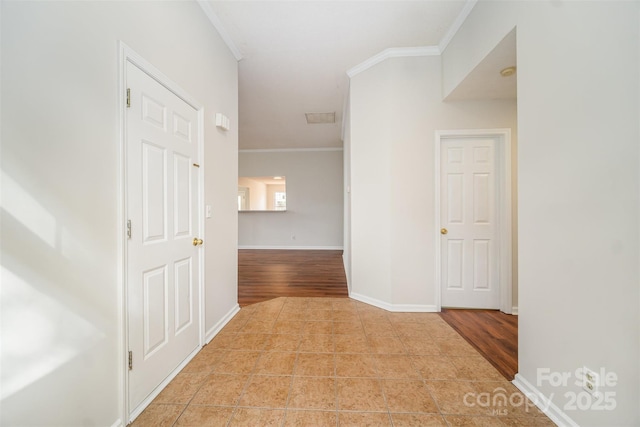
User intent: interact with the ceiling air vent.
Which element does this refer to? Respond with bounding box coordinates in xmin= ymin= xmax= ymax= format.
xmin=305 ymin=112 xmax=335 ymax=124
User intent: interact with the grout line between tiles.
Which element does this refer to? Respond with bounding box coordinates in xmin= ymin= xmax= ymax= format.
xmin=223 ymin=301 xmax=282 ymax=427
xmin=139 ymin=297 xmax=535 ymax=427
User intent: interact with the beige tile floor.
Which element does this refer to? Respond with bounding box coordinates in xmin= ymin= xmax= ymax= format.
xmin=133 ymin=297 xmax=554 ymax=426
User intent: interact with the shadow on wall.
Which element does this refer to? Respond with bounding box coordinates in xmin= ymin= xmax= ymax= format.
xmin=1 ymin=169 xmax=108 ymax=407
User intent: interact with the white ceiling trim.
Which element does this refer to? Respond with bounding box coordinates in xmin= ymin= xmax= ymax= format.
xmin=240 ymin=147 xmax=343 ymax=153
xmin=346 ymin=46 xmax=440 ymax=78
xmin=346 ymin=0 xmax=477 ymax=79
xmin=438 ymin=0 xmax=478 ymax=53
xmin=197 ymin=0 xmax=243 ymax=61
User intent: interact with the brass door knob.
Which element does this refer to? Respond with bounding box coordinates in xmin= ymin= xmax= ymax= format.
xmin=192 ymin=238 xmax=204 ymax=246
xmin=440 ymin=228 xmax=448 ymax=235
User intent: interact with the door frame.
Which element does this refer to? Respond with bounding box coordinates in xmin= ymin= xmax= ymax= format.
xmin=117 ymin=42 xmax=205 ymax=424
xmin=434 ymin=129 xmax=513 ymax=314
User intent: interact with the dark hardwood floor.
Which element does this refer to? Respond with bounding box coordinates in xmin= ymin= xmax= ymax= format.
xmin=440 ymin=308 xmax=518 ymax=380
xmin=238 ymin=249 xmax=517 ymax=380
xmin=238 ymin=249 xmax=349 ymax=307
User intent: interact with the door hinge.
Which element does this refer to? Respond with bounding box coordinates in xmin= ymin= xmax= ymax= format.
xmin=126 ymin=88 xmax=131 ymax=108
xmin=127 ymin=220 xmax=132 ymax=239
xmin=128 ymin=351 xmax=133 ymax=370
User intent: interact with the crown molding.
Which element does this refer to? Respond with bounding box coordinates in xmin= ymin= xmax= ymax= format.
xmin=196 ymin=0 xmax=476 ymax=70
xmin=197 ymin=0 xmax=243 ymax=61
xmin=346 ymin=0 xmax=477 ymax=78
xmin=239 ymin=147 xmax=343 ymax=153
xmin=347 ymin=46 xmax=440 ymax=78
xmin=438 ymin=0 xmax=478 ymax=53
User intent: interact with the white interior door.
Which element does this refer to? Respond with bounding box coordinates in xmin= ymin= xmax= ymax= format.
xmin=126 ymin=61 xmax=201 ymax=414
xmin=440 ymin=136 xmax=500 ymax=309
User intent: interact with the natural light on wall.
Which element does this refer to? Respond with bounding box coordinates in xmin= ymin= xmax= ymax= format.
xmin=2 ymin=173 xmax=57 ymax=249
xmin=238 ymin=176 xmax=286 ymax=211
xmin=1 ymin=267 xmax=104 ymax=400
xmin=0 ymin=170 xmax=105 ymax=401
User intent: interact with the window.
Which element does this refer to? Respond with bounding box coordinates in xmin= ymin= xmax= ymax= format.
xmin=237 ymin=176 xmax=286 ymax=211
xmin=274 ymin=191 xmax=286 ymax=210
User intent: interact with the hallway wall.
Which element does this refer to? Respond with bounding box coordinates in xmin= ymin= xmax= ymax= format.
xmin=443 ymin=2 xmax=639 ymax=425
xmin=0 ymin=2 xmax=238 ymax=425
xmin=349 ymin=54 xmax=517 ymax=308
xmin=238 ymin=150 xmax=344 ymax=249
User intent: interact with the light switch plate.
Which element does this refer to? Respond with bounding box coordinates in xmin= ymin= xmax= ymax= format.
xmin=215 ymin=113 xmax=230 ymax=131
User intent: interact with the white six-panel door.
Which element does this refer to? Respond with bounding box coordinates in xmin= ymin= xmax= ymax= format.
xmin=440 ymin=137 xmax=500 ymax=309
xmin=126 ymin=61 xmax=201 ymax=414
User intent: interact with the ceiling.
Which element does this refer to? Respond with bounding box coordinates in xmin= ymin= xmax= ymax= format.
xmin=444 ymin=29 xmax=517 ymax=101
xmin=203 ymin=0 xmax=502 ymax=150
xmin=239 ymin=176 xmax=287 ymax=186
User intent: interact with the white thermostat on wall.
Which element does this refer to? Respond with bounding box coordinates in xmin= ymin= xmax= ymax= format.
xmin=215 ymin=113 xmax=230 ymax=131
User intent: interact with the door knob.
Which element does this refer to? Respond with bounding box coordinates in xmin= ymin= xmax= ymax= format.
xmin=192 ymin=238 xmax=203 ymax=246
xmin=440 ymin=228 xmax=448 ymax=235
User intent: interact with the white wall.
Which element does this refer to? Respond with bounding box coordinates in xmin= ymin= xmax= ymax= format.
xmin=238 ymin=150 xmax=343 ymax=248
xmin=349 ymin=55 xmax=517 ymax=308
xmin=343 ymin=98 xmax=353 ymax=291
xmin=350 ymin=60 xmax=394 ymax=304
xmin=0 ymin=2 xmax=238 ymax=426
xmin=238 ymin=177 xmax=267 ymax=210
xmin=443 ymin=1 xmax=639 ymax=425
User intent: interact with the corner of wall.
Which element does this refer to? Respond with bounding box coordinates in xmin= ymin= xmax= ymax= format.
xmin=196 ymin=0 xmax=243 ymax=60
xmin=349 ymin=292 xmax=438 ymax=313
xmin=205 ymin=304 xmax=240 ymax=343
xmin=512 ymin=374 xmax=579 ymax=427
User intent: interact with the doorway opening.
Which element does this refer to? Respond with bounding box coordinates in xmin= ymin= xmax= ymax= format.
xmin=435 ymin=129 xmax=513 ymax=314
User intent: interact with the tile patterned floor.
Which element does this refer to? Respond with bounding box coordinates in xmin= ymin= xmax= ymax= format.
xmin=132 ymin=297 xmax=554 ymax=426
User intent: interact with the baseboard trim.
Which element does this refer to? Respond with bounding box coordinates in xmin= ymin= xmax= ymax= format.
xmin=128 ymin=304 xmax=239 ymax=423
xmin=110 ymin=419 xmax=123 ymax=427
xmin=129 ymin=345 xmax=200 ymax=422
xmin=238 ymin=245 xmax=344 ymax=250
xmin=349 ymin=292 xmax=438 ymax=312
xmin=512 ymin=373 xmax=578 ymax=427
xmin=511 ymin=306 xmax=519 ymax=315
xmin=342 ymin=254 xmax=351 ymax=294
xmin=205 ymin=304 xmax=241 ymax=344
